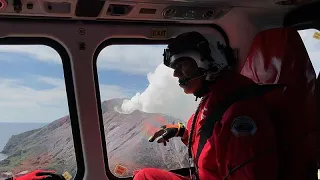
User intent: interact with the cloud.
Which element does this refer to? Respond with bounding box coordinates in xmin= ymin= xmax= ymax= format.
xmin=96 ymin=44 xmax=200 ymax=121
xmin=0 ymin=77 xmax=67 ymax=123
xmin=36 ymin=75 xmax=66 ymax=88
xmin=99 ymin=84 xmax=132 ymax=101
xmin=97 ymin=45 xmax=166 ymax=75
xmin=118 ymin=64 xmax=198 ymax=121
xmin=0 ymin=78 xmax=65 ymax=103
xmin=0 ymin=44 xmax=167 ymax=75
xmin=0 ymin=45 xmax=61 ymax=64
xmin=0 ymin=76 xmax=129 ymax=123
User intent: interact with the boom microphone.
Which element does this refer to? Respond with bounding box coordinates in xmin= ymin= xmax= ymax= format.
xmin=179 ymin=74 xmax=206 ymax=86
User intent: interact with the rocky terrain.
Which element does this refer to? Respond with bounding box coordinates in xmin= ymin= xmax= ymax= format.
xmin=0 ymin=98 xmax=189 ymax=179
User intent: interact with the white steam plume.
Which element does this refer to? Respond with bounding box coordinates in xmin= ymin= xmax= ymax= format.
xmin=117 ymin=63 xmax=199 ymax=121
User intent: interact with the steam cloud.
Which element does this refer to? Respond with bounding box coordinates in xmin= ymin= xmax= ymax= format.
xmin=116 ymin=63 xmax=199 ymax=121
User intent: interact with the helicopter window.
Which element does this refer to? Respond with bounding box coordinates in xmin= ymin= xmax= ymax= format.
xmin=298 ymin=28 xmax=320 ymax=75
xmin=0 ymin=44 xmax=78 ymax=179
xmin=96 ymin=44 xmax=199 ymax=178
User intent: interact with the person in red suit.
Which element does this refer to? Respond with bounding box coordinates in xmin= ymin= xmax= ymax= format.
xmin=133 ymin=31 xmax=278 ymax=180
xmin=4 ymin=170 xmax=65 ymax=180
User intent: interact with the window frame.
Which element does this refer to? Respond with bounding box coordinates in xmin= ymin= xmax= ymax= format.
xmin=0 ymin=37 xmax=85 ymax=180
xmin=93 ymin=38 xmax=170 ymax=180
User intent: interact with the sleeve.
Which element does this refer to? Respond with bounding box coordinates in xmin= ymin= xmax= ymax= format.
xmin=181 ymin=114 xmax=194 ymax=146
xmin=214 ymin=99 xmax=278 ymax=180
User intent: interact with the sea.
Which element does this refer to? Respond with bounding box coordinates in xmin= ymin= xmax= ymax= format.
xmin=0 ymin=122 xmax=47 ymax=151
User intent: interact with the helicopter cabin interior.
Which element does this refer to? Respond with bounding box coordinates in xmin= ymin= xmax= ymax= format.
xmin=0 ymin=0 xmax=319 ymax=179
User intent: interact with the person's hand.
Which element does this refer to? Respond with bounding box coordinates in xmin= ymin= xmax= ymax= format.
xmin=148 ymin=123 xmax=185 ymax=146
xmin=13 ymin=170 xmax=65 ymax=180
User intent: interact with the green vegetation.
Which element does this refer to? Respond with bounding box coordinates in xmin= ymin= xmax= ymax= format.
xmin=0 ymin=150 xmax=31 ymax=172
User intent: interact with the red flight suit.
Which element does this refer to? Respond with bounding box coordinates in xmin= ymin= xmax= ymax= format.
xmin=133 ymin=71 xmax=278 ymax=180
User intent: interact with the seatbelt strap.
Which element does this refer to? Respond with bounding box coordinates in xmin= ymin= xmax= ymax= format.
xmin=193 ymin=84 xmax=284 ymax=175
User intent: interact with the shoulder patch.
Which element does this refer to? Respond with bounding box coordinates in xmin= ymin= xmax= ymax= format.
xmin=231 ymin=116 xmax=257 ymax=137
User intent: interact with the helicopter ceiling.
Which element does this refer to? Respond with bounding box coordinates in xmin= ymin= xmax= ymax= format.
xmin=0 ymin=0 xmax=319 ymax=27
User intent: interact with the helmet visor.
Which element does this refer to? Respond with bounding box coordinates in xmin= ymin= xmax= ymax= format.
xmin=163 ymin=50 xmax=204 ymax=69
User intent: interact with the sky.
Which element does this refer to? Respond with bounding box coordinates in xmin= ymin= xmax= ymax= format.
xmin=0 ymin=29 xmax=319 ymax=123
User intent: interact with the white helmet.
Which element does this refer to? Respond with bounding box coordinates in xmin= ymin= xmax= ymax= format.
xmin=163 ymin=31 xmax=234 ymax=81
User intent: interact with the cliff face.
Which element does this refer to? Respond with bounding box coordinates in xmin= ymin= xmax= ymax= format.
xmin=0 ymin=115 xmax=76 ymax=177
xmin=103 ymin=108 xmax=189 ymax=176
xmin=0 ymin=98 xmax=189 ymax=178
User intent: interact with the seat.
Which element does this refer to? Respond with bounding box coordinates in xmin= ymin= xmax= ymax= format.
xmin=240 ymin=27 xmax=318 ymax=179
